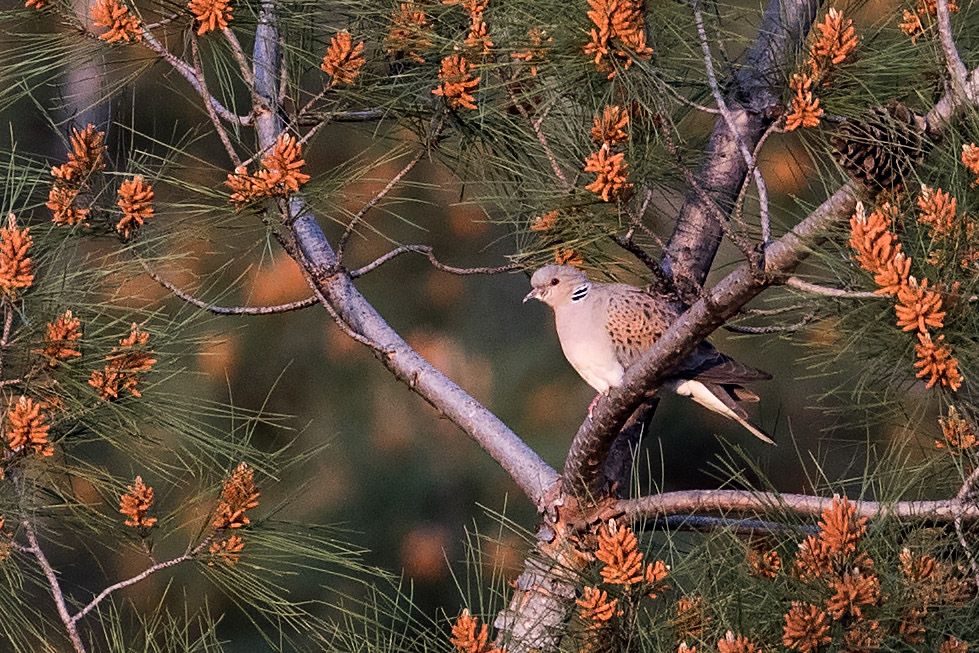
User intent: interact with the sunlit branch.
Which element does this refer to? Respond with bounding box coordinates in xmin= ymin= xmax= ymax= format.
xmin=784 ymin=277 xmax=884 ymax=299
xmin=955 ymin=465 xmax=979 ymax=588
xmin=935 ymin=0 xmax=973 ymax=102
xmin=272 ymin=230 xmax=394 ymax=352
xmin=618 ymin=489 xmax=979 ymax=523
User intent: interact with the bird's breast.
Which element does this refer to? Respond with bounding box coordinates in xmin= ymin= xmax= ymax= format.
xmin=554 ymin=306 xmax=624 ymax=394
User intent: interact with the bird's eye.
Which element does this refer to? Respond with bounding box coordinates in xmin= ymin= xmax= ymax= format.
xmin=550 ymin=278 xmax=559 ymax=286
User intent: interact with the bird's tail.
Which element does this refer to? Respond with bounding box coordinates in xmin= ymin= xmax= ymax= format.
xmin=666 ymin=379 xmax=776 ymax=445
xmin=727 ymin=412 xmax=776 ymax=445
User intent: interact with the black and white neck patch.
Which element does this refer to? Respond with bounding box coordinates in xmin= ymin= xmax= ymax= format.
xmin=570 ymin=284 xmax=589 ymax=302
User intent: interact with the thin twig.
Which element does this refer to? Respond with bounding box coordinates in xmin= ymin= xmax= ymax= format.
xmin=190 ymin=34 xmax=241 ymax=166
xmin=659 ymin=80 xmax=722 ymax=114
xmin=142 ymin=11 xmax=182 ymax=30
xmin=23 ymin=522 xmax=86 ymax=653
xmin=222 ymin=27 xmax=269 ymax=114
xmin=724 ymin=310 xmax=816 ymax=333
xmin=610 ymin=235 xmax=675 ymax=296
xmin=693 ymin=3 xmax=772 ymax=245
xmin=349 ymin=245 xmax=518 ymax=278
xmin=954 ymin=465 xmax=979 ymax=589
xmin=732 ymin=121 xmax=782 ymax=233
xmin=277 ymin=38 xmax=289 ymax=105
xmin=629 ymin=190 xmax=670 ymax=253
xmin=0 ymin=299 xmax=13 ymax=382
xmin=71 ymin=537 xmax=214 ymax=625
xmin=611 ymin=235 xmax=660 ymax=275
xmin=785 ymin=277 xmax=884 ymax=299
xmin=295 ymin=116 xmax=331 ymax=150
xmin=138 ymin=258 xmax=318 ymax=315
xmin=138 ymin=27 xmax=250 ymax=126
xmin=740 ymin=304 xmax=806 ymax=316
xmin=501 ymin=70 xmax=571 ymax=190
xmin=660 ymin=126 xmax=758 ymax=261
xmin=336 ymin=148 xmax=430 ymax=261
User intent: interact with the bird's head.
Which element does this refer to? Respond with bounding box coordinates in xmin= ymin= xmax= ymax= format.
xmin=523 ymin=265 xmax=590 ymax=307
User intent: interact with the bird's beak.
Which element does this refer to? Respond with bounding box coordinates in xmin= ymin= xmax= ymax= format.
xmin=523 ymin=288 xmax=541 ymax=303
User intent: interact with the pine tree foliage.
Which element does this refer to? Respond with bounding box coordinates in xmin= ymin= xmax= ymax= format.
xmin=2 ymin=0 xmax=979 ymax=649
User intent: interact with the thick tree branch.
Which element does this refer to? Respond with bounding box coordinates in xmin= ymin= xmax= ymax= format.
xmin=693 ymin=3 xmax=771 ymax=244
xmin=562 ymin=182 xmax=863 ymax=498
xmin=247 ymin=3 xmax=558 ymax=508
xmin=662 ymin=0 xmax=820 ymax=288
xmin=565 ymin=26 xmax=979 ymax=501
xmin=618 ymin=489 xmax=979 ymax=523
xmin=296 ymin=232 xmax=559 ymax=507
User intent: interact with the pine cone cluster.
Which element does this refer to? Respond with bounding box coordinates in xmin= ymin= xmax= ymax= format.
xmin=831 ymin=101 xmax=934 ymax=189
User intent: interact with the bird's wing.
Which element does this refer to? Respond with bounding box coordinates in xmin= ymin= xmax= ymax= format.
xmin=602 ymin=284 xmax=675 ymax=368
xmin=673 ymin=342 xmax=772 ymax=383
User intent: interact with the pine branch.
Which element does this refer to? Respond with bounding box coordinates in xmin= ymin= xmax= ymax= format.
xmin=70 ymin=536 xmax=215 ymax=626
xmin=245 ymin=5 xmax=559 ymax=508
xmin=662 ymin=0 xmax=821 ymax=287
xmin=23 ymin=521 xmax=85 ymax=653
xmin=137 ymin=26 xmax=250 ymax=126
xmin=784 ymin=277 xmax=884 ymax=299
xmin=562 ymin=182 xmax=863 ymax=498
xmin=693 ymin=2 xmax=771 ymax=245
xmin=337 ymin=144 xmax=433 ymax=260
xmin=138 ymin=259 xmax=318 ymax=315
xmin=348 ymin=245 xmax=518 ymax=278
xmin=617 ymin=489 xmax=979 ymax=523
xmin=935 ymin=0 xmax=972 ymax=103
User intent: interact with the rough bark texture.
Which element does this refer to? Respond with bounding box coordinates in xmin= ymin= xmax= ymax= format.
xmin=619 ymin=490 xmax=979 ymax=522
xmin=661 ymin=0 xmax=821 ymax=289
xmin=563 ymin=0 xmax=823 ymax=500
xmin=493 ymin=526 xmax=585 ymax=652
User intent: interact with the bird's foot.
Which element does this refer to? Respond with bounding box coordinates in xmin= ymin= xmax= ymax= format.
xmin=587 ymin=394 xmax=601 ymax=420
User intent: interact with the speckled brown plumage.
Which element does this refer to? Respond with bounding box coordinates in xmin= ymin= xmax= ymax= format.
xmin=524 ymin=265 xmax=774 ymax=444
